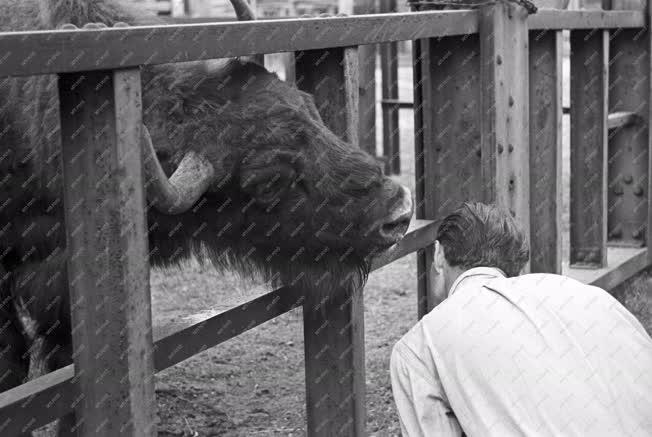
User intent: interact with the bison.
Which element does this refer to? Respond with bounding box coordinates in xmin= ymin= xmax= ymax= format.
xmin=0 ymin=0 xmax=413 ymax=417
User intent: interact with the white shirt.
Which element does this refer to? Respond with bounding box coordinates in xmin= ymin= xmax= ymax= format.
xmin=390 ymin=267 xmax=652 ymax=437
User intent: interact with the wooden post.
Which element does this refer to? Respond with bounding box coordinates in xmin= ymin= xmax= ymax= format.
xmin=479 ymin=1 xmax=531 ymax=270
xmin=354 ymin=0 xmax=377 ymax=157
xmin=338 ymin=0 xmax=353 ymax=14
xmin=295 ymin=47 xmax=365 ymax=436
xmin=410 ymin=0 xmax=430 ymax=318
xmin=295 ymin=49 xmax=359 ymax=144
xmin=171 ymin=0 xmax=186 ymax=16
xmin=417 ymin=31 xmax=483 ymax=313
xmin=648 ymin=0 xmax=652 ymax=263
xmin=529 ymin=28 xmax=563 ymax=274
xmin=380 ymin=0 xmax=400 ymax=174
xmin=414 ymin=1 xmax=530 ymax=312
xmin=569 ymin=29 xmax=609 ymax=267
xmin=358 ymin=47 xmax=376 ymax=156
xmin=608 ymin=1 xmax=649 ymax=248
xmin=58 ymin=69 xmax=156 ymax=436
xmin=187 ymin=0 xmax=211 ymax=16
xmin=284 ymin=52 xmax=296 ymax=84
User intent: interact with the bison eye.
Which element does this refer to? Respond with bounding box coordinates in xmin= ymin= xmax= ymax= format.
xmin=255 ymin=182 xmax=279 ymax=202
xmin=240 ymin=164 xmax=296 ymax=205
xmin=250 ymin=174 xmax=291 ymax=205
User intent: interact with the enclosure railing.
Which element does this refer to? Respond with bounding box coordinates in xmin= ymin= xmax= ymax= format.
xmin=0 ymin=5 xmax=649 ymax=436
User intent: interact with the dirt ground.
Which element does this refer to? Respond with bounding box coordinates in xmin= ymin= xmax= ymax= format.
xmin=152 ymin=254 xmax=420 ymax=436
xmin=152 ymin=50 xmax=652 ymax=436
xmin=152 ymin=258 xmax=652 ymax=437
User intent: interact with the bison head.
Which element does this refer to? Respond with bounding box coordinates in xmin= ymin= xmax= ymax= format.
xmin=141 ymin=58 xmax=412 ymax=292
xmin=135 ymin=2 xmax=412 ymax=293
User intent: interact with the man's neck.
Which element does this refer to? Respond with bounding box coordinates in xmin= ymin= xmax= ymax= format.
xmin=443 ymin=266 xmax=464 ymax=296
xmin=444 ymin=266 xmax=507 ymax=297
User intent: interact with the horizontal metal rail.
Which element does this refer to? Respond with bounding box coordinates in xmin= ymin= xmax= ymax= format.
xmin=382 ymin=100 xmax=641 ymax=131
xmin=381 ymin=98 xmax=415 ymax=109
xmin=607 ymin=111 xmax=640 ymax=129
xmin=565 ymin=247 xmax=649 ymax=291
xmin=528 ymin=9 xmax=645 ymax=30
xmin=0 ymin=219 xmax=438 ymax=435
xmin=0 ymin=10 xmax=645 ymax=78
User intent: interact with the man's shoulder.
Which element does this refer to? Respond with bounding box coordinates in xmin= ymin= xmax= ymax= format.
xmin=417 ymin=273 xmax=605 ymax=337
xmin=485 ymin=272 xmax=617 ymax=306
xmin=495 ymin=272 xmax=586 ymax=289
xmin=400 ymin=296 xmax=471 ymax=352
xmin=395 ymin=299 xmax=462 ymax=361
xmin=399 ymin=272 xmax=622 ymax=353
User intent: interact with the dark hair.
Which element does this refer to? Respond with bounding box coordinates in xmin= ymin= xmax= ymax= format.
xmin=436 ymin=202 xmax=529 ymax=276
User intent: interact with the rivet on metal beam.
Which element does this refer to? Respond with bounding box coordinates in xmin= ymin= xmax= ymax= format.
xmin=623 ymin=174 xmax=633 ymax=184
xmin=498 ymin=144 xmax=504 ymax=153
xmin=608 ymin=226 xmax=622 ymax=239
xmin=633 ymin=185 xmax=644 ymax=197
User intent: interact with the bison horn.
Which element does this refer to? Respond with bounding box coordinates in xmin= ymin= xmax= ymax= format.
xmin=229 ymin=0 xmax=257 ymax=20
xmin=228 ymin=0 xmax=266 ymax=65
xmin=141 ymin=126 xmax=215 ymax=215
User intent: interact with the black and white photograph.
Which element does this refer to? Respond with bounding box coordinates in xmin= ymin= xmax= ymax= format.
xmin=0 ymin=0 xmax=650 ymax=435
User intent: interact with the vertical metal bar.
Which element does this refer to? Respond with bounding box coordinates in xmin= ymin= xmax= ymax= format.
xmin=608 ymin=11 xmax=649 ymax=247
xmin=380 ymin=42 xmax=399 ymax=174
xmin=295 ymin=47 xmax=365 ymax=437
xmin=569 ymin=29 xmax=609 ymax=267
xmin=380 ymin=0 xmax=400 ymax=174
xmin=58 ymin=69 xmax=156 ymax=436
xmin=529 ymin=29 xmax=563 ymax=273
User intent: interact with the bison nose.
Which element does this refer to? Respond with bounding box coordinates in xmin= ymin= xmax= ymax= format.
xmin=378 ymin=185 xmax=413 ymax=244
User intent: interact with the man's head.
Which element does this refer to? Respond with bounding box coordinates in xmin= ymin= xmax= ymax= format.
xmin=434 ymin=202 xmax=529 ymax=294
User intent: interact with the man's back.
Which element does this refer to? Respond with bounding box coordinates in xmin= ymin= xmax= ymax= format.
xmin=392 ymin=268 xmax=652 ymax=436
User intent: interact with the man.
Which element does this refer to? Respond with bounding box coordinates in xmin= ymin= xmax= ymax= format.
xmin=391 ymin=202 xmax=652 ymax=436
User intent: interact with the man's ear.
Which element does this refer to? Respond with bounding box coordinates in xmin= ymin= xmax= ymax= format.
xmin=433 ymin=240 xmax=446 ymax=274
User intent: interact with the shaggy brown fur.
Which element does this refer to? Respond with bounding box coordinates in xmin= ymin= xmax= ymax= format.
xmin=0 ymin=0 xmax=409 ymax=422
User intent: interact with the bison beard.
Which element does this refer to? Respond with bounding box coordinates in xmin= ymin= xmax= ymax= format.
xmin=0 ymin=0 xmax=412 ymax=421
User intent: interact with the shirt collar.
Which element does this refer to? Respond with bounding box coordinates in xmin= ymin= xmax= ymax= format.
xmin=448 ymin=266 xmax=506 ymax=297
